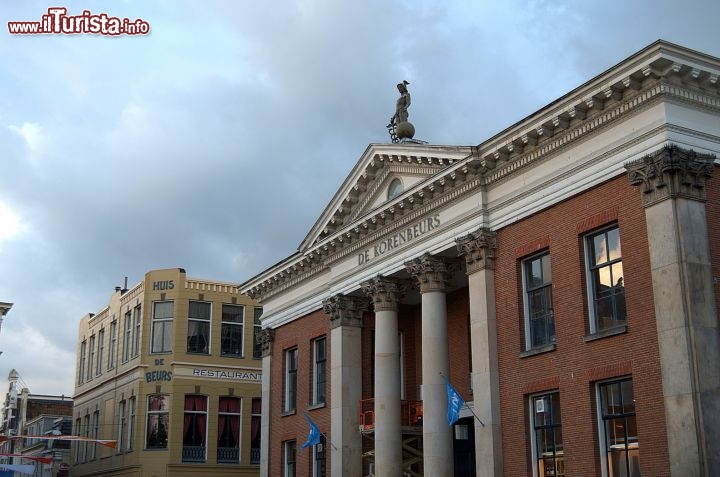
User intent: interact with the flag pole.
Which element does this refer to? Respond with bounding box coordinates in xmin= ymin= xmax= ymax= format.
xmin=440 ymin=372 xmax=485 ymax=427
xmin=319 ymin=430 xmax=338 ymax=451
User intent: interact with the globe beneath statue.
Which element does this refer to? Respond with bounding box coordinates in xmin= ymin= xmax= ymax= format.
xmin=396 ymin=121 xmax=415 ymax=140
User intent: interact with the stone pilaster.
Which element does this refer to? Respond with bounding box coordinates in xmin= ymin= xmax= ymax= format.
xmin=361 ymin=276 xmax=406 ymax=477
xmin=456 ymin=228 xmax=502 ymax=477
xmin=322 ymin=294 xmax=367 ymax=477
xmin=257 ymin=328 xmax=275 ymax=477
xmin=406 ymin=254 xmax=454 ymax=476
xmin=626 ymin=145 xmax=719 ymax=477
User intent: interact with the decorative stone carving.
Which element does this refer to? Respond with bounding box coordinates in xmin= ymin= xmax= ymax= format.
xmin=257 ymin=328 xmax=275 ymax=358
xmin=405 ymin=253 xmax=454 ymax=293
xmin=456 ymin=228 xmax=497 ymax=274
xmin=322 ymin=294 xmax=368 ymax=329
xmin=360 ymin=276 xmax=406 ymax=312
xmin=626 ymin=145 xmax=715 ymax=206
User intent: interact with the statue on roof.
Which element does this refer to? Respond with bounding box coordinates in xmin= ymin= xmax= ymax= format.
xmin=387 ymin=80 xmax=415 ymax=143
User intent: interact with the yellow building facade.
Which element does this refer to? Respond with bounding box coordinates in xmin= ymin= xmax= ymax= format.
xmin=73 ymin=268 xmax=262 ymax=477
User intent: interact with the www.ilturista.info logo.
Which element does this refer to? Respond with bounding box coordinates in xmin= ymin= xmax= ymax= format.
xmin=8 ymin=7 xmax=150 ymax=35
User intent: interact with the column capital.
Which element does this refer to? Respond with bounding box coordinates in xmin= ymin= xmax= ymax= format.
xmin=456 ymin=227 xmax=497 ymax=274
xmin=322 ymin=294 xmax=368 ymax=329
xmin=360 ymin=276 xmax=406 ymax=312
xmin=257 ymin=328 xmax=275 ymax=358
xmin=626 ymin=145 xmax=715 ymax=207
xmin=405 ymin=253 xmax=455 ymax=293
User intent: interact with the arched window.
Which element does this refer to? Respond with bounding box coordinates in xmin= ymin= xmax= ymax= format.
xmin=387 ymin=178 xmax=403 ymax=200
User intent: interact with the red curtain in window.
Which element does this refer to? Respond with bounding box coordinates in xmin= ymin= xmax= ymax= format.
xmin=184 ymin=395 xmax=207 ymax=444
xmin=251 ymin=398 xmax=261 ymax=442
xmin=219 ymin=397 xmax=240 ymax=444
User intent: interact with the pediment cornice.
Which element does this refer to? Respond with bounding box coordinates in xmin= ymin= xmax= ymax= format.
xmin=242 ymin=41 xmax=720 ymax=304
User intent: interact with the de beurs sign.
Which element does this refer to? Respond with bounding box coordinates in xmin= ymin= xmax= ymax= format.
xmin=357 ymin=214 xmax=440 ymax=266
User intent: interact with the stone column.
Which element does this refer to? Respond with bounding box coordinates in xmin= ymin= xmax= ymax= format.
xmin=257 ymin=328 xmax=275 ymax=477
xmin=626 ymin=145 xmax=719 ymax=477
xmin=456 ymin=228 xmax=502 ymax=477
xmin=322 ymin=294 xmax=368 ymax=477
xmin=406 ymin=253 xmax=454 ymax=476
xmin=361 ymin=276 xmax=406 ymax=477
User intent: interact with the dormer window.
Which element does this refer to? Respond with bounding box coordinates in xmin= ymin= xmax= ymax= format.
xmin=387 ymin=178 xmax=403 ymax=200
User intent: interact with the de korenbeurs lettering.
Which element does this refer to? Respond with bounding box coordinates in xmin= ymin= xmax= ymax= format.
xmin=358 ymin=214 xmax=440 ymax=266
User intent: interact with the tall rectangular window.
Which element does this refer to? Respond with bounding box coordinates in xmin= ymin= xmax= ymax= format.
xmin=284 ymin=348 xmax=298 ymax=413
xmin=82 ymin=414 xmax=90 ymax=462
xmin=133 ymin=305 xmax=142 ymax=357
xmin=598 ymin=378 xmax=639 ymax=477
xmin=123 ymin=311 xmax=132 ymax=362
xmin=531 ymin=392 xmax=563 ymax=477
xmin=108 ymin=320 xmax=117 ymax=370
xmin=312 ymin=435 xmax=326 ymax=477
xmin=96 ymin=329 xmax=105 ymax=376
xmin=91 ymin=410 xmax=100 ymax=460
xmin=78 ymin=340 xmax=87 ymax=384
xmin=251 ymin=398 xmax=261 ymax=464
xmin=87 ymin=335 xmax=95 ymax=381
xmin=187 ymin=301 xmax=211 ymax=354
xmin=221 ymin=304 xmax=244 ymax=357
xmin=151 ymin=301 xmax=173 ymax=353
xmin=74 ymin=417 xmax=82 ymax=463
xmin=586 ymin=226 xmax=626 ymax=332
xmin=523 ymin=252 xmax=555 ymax=349
xmin=117 ymin=400 xmax=126 ymax=453
xmin=217 ymin=397 xmax=241 ymax=463
xmin=182 ymin=395 xmax=207 ymax=463
xmin=146 ymin=394 xmax=169 ymax=449
xmin=312 ymin=337 xmax=327 ymax=405
xmin=127 ymin=396 xmax=136 ymax=451
xmin=283 ymin=440 xmax=296 ymax=477
xmin=253 ymin=307 xmax=263 ymax=359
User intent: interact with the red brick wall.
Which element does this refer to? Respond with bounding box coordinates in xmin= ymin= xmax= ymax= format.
xmin=269 ymin=308 xmax=330 ymax=476
xmin=495 ymin=174 xmax=669 ymax=476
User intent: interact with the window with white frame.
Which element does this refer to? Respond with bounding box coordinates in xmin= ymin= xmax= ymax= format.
xmin=187 ymin=301 xmax=211 ymax=354
xmin=123 ymin=311 xmax=131 ymax=361
xmin=523 ymin=252 xmax=555 ymax=349
xmin=253 ymin=307 xmax=263 ymax=359
xmin=221 ymin=304 xmax=244 ymax=357
xmin=87 ymin=335 xmax=95 ymax=381
xmin=312 ymin=337 xmax=327 ymax=406
xmin=586 ymin=226 xmax=626 ymax=332
xmin=283 ymin=440 xmax=296 ymax=477
xmin=133 ymin=305 xmax=141 ymax=357
xmin=251 ymin=398 xmax=261 ymax=464
xmin=182 ymin=395 xmax=207 ymax=462
xmin=108 ymin=320 xmax=117 ymax=370
xmin=284 ymin=348 xmax=298 ymax=413
xmin=78 ymin=340 xmax=87 ymax=384
xmin=530 ymin=392 xmax=564 ymax=477
xmin=151 ymin=301 xmax=173 ymax=353
xmin=74 ymin=417 xmax=82 ymax=462
xmin=597 ymin=378 xmax=639 ymax=477
xmin=96 ymin=328 xmax=105 ymax=376
xmin=217 ymin=396 xmax=241 ymax=463
xmin=82 ymin=414 xmax=90 ymax=462
xmin=117 ymin=400 xmax=126 ymax=453
xmin=146 ymin=394 xmax=169 ymax=448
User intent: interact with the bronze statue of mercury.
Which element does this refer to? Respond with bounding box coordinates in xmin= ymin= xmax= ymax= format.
xmin=388 ymin=80 xmax=411 ymax=127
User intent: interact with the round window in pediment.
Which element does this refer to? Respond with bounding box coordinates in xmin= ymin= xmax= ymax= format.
xmin=387 ymin=178 xmax=403 ymax=200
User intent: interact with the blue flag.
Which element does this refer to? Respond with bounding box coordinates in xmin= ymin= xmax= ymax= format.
xmin=445 ymin=379 xmax=465 ymax=426
xmin=301 ymin=412 xmax=321 ymax=448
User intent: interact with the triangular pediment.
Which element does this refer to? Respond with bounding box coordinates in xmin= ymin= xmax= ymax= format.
xmin=299 ymin=143 xmax=473 ymax=251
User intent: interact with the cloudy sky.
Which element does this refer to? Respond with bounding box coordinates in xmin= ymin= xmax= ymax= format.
xmin=1 ymin=0 xmax=718 ymax=395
